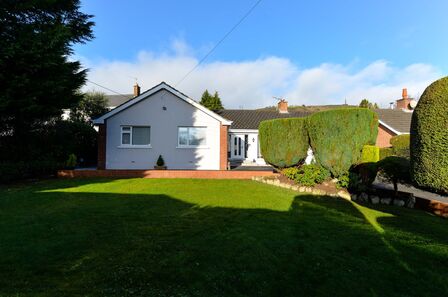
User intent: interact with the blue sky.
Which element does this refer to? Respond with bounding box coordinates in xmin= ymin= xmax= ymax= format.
xmin=76 ymin=0 xmax=448 ymax=108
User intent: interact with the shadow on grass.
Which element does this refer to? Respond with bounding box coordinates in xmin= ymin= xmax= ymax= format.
xmin=0 ymin=189 xmax=447 ymax=296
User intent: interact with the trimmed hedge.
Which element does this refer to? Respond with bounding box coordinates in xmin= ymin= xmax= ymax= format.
xmin=308 ymin=108 xmax=378 ymax=177
xmin=410 ymin=76 xmax=448 ymax=193
xmin=390 ymin=134 xmax=410 ymax=158
xmin=379 ymin=147 xmax=394 ymax=160
xmin=361 ymin=145 xmax=380 ymax=163
xmin=259 ymin=118 xmax=309 ymax=168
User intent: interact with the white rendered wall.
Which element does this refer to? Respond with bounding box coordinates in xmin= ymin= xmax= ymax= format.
xmin=105 ymin=90 xmax=221 ymax=170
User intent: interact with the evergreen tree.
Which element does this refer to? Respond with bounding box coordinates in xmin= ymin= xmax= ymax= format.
xmin=0 ymin=0 xmax=94 ymax=159
xmin=199 ymin=89 xmax=224 ymax=110
xmin=199 ymin=90 xmax=213 ymax=108
xmin=211 ymin=91 xmax=224 ymax=110
xmin=359 ymin=99 xmax=370 ymax=108
xmin=359 ymin=99 xmax=379 ymax=109
xmin=70 ymin=91 xmax=109 ymax=123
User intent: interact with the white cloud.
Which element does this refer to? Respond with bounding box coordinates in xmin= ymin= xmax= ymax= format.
xmin=83 ymin=40 xmax=442 ymax=109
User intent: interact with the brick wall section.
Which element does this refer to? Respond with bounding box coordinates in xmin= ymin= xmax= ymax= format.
xmin=396 ymin=98 xmax=411 ymax=110
xmin=58 ymin=169 xmax=278 ymax=179
xmin=415 ymin=197 xmax=448 ymax=218
xmin=97 ymin=123 xmax=106 ymax=170
xmin=376 ymin=124 xmax=396 ymax=148
xmin=220 ymin=125 xmax=228 ymax=170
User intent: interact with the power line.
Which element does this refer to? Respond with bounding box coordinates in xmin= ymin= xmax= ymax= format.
xmin=175 ymin=0 xmax=262 ymax=87
xmin=86 ymin=79 xmax=130 ymax=99
xmin=85 ymin=0 xmax=262 ymax=96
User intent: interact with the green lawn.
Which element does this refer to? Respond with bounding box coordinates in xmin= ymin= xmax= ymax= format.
xmin=1 ymin=178 xmax=447 ymax=297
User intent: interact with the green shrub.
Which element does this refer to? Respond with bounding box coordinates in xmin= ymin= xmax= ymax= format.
xmin=378 ymin=156 xmax=411 ymax=195
xmin=65 ymin=154 xmax=77 ymax=169
xmin=390 ymin=134 xmax=410 ymax=158
xmin=410 ymin=76 xmax=448 ymax=194
xmin=379 ymin=147 xmax=394 ymax=160
xmin=308 ymin=108 xmax=378 ymax=177
xmin=0 ymin=158 xmax=62 ymax=184
xmin=282 ymin=167 xmax=300 ymax=180
xmin=294 ymin=164 xmax=330 ymax=186
xmin=282 ymin=164 xmax=330 ymax=187
xmin=337 ymin=171 xmax=369 ymax=192
xmin=361 ymin=145 xmax=380 ymax=163
xmin=337 ymin=174 xmax=350 ymax=189
xmin=259 ymin=118 xmax=309 ymax=168
xmin=156 ymin=155 xmax=165 ymax=166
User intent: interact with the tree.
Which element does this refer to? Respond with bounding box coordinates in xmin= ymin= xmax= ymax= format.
xmin=70 ymin=91 xmax=108 ymax=123
xmin=410 ymin=76 xmax=448 ymax=194
xmin=359 ymin=99 xmax=379 ymax=109
xmin=199 ymin=90 xmax=213 ymax=109
xmin=211 ymin=91 xmax=224 ymax=110
xmin=0 ymin=0 xmax=94 ymax=159
xmin=378 ymin=156 xmax=411 ymax=196
xmin=199 ymin=90 xmax=224 ymax=110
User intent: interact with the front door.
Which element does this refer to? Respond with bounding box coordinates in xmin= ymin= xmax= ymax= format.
xmin=230 ymin=134 xmax=246 ymax=159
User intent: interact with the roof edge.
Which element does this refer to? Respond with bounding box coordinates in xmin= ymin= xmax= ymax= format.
xmin=93 ymin=82 xmax=232 ymax=125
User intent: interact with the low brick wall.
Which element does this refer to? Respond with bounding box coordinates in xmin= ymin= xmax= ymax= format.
xmin=57 ymin=169 xmax=278 ymax=180
xmin=415 ymin=197 xmax=448 ymax=218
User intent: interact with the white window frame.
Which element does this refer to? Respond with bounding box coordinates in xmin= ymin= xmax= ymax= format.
xmin=119 ymin=125 xmax=152 ymax=148
xmin=177 ymin=126 xmax=208 ymax=148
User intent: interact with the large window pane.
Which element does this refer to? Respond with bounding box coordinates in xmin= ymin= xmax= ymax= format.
xmin=189 ymin=128 xmax=206 ymax=146
xmin=178 ymin=127 xmax=188 ymax=145
xmin=132 ymin=127 xmax=150 ymax=145
xmin=178 ymin=127 xmax=207 ymax=146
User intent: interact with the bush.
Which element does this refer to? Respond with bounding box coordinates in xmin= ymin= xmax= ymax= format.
xmin=411 ymin=76 xmax=448 ymax=194
xmin=0 ymin=158 xmax=62 ymax=184
xmin=66 ymin=154 xmax=77 ymax=169
xmin=282 ymin=167 xmax=299 ymax=180
xmin=356 ymin=145 xmax=380 ymax=189
xmin=259 ymin=118 xmax=309 ymax=168
xmin=308 ymin=108 xmax=378 ymax=177
xmin=156 ymin=155 xmax=165 ymax=166
xmin=379 ymin=147 xmax=394 ymax=160
xmin=361 ymin=145 xmax=380 ymax=163
xmin=337 ymin=171 xmax=368 ymax=192
xmin=378 ymin=156 xmax=411 ymax=195
xmin=0 ymin=120 xmax=98 ymax=183
xmin=390 ymin=134 xmax=410 ymax=158
xmin=282 ymin=164 xmax=330 ymax=187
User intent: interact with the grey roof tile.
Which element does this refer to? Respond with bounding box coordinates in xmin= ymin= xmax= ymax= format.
xmin=105 ymin=94 xmax=133 ymax=107
xmin=216 ymin=109 xmax=310 ymax=129
xmin=218 ymin=108 xmax=412 ymax=134
xmin=375 ymin=109 xmax=412 ymax=133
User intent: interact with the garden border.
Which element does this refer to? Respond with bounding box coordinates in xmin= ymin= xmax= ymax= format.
xmin=57 ymin=169 xmax=278 ymax=179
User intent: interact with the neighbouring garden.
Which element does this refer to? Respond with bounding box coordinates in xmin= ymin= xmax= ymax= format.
xmin=259 ymin=77 xmax=448 ymax=204
xmin=1 ymin=178 xmax=448 ymax=296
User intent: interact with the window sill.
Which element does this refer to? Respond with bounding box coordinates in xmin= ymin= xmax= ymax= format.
xmin=176 ymin=146 xmax=209 ymax=149
xmin=118 ymin=145 xmax=152 ymax=149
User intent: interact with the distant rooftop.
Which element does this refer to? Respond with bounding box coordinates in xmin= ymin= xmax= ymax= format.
xmin=105 ymin=94 xmax=133 ymax=108
xmin=216 ymin=109 xmax=310 ymax=129
xmin=375 ymin=109 xmax=412 ymax=134
xmin=105 ymin=91 xmax=411 ymax=134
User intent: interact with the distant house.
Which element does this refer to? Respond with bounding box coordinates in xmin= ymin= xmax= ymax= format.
xmin=374 ymin=88 xmax=414 ymax=147
xmin=93 ymin=82 xmax=412 ymax=170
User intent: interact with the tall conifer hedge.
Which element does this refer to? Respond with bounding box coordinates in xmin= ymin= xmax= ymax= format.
xmin=307 ymin=108 xmax=378 ymax=177
xmin=259 ymin=118 xmax=309 ymax=168
xmin=410 ymin=77 xmax=448 ymax=194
